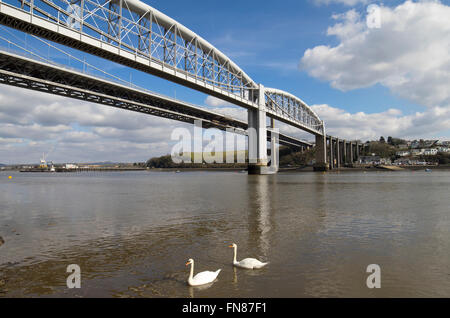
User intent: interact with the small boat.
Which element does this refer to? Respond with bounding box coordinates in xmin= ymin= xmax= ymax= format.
xmin=425 ymin=168 xmax=432 ymax=172
xmin=175 ymin=170 xmax=181 ymax=173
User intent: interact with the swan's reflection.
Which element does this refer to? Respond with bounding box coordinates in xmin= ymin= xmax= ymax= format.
xmin=188 ymin=281 xmax=215 ymax=298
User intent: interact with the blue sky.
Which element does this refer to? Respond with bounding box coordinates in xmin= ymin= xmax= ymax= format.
xmin=0 ymin=0 xmax=449 ymax=163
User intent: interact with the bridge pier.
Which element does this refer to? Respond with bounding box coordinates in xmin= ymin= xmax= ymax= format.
xmin=313 ymin=123 xmax=328 ymax=171
xmin=248 ymin=84 xmax=277 ymax=175
xmin=355 ymin=142 xmax=361 ymax=163
xmin=329 ymin=137 xmax=335 ymax=170
xmin=336 ymin=138 xmax=341 ymax=169
xmin=268 ymin=118 xmax=279 ymax=174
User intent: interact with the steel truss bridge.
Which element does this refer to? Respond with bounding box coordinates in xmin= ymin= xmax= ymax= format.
xmin=0 ymin=0 xmax=363 ymax=173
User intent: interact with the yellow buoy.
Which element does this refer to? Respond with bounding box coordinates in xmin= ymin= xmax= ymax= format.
xmin=8 ymin=176 xmax=12 ymax=179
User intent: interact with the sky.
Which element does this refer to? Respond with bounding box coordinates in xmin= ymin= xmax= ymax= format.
xmin=0 ymin=0 xmax=450 ymax=164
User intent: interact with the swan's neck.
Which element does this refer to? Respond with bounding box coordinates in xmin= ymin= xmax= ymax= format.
xmin=188 ymin=261 xmax=194 ymax=282
xmin=233 ymin=246 xmax=238 ymax=264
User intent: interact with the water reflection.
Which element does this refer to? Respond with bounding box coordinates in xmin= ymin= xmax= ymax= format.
xmin=247 ymin=176 xmax=274 ymax=260
xmin=1 ymin=170 xmax=450 ymax=297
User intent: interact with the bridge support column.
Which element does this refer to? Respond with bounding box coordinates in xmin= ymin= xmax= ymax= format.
xmin=350 ymin=143 xmax=354 ymax=163
xmin=314 ymin=122 xmax=328 ymax=171
xmin=268 ymin=118 xmax=279 ymax=174
xmin=355 ymin=142 xmax=360 ymax=163
xmin=329 ymin=137 xmax=335 ymax=170
xmin=248 ymin=84 xmax=271 ymax=175
xmin=342 ymin=140 xmax=347 ymax=166
xmin=336 ymin=138 xmax=341 ymax=169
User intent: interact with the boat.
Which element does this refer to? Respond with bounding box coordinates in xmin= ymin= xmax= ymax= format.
xmin=425 ymin=168 xmax=432 ymax=172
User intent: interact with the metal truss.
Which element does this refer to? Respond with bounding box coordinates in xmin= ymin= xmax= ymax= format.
xmin=0 ymin=50 xmax=312 ymax=148
xmin=0 ymin=0 xmax=257 ymax=100
xmin=265 ymin=88 xmax=323 ymax=135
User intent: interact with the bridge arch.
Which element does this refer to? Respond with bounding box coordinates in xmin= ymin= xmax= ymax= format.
xmin=264 ymin=87 xmax=323 ymax=135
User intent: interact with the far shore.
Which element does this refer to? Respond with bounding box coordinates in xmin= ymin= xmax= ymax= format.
xmin=2 ymin=164 xmax=449 ymax=174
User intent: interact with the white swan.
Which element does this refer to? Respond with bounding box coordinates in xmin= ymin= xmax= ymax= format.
xmin=229 ymin=243 xmax=268 ymax=269
xmin=186 ymin=259 xmax=221 ymax=286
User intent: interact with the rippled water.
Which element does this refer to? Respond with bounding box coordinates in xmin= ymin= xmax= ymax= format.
xmin=0 ymin=169 xmax=449 ymax=297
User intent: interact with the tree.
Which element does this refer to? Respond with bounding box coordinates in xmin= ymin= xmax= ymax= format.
xmin=387 ymin=136 xmax=393 ymax=145
xmin=379 ymin=136 xmax=386 ymax=143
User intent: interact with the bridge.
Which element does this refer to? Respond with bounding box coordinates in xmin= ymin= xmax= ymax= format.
xmin=0 ymin=0 xmax=364 ymax=173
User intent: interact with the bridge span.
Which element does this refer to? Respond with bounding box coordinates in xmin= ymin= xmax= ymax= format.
xmin=0 ymin=50 xmax=312 ymax=149
xmin=0 ymin=0 xmax=363 ymax=173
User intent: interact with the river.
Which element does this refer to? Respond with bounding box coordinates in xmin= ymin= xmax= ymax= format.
xmin=0 ymin=170 xmax=449 ymax=297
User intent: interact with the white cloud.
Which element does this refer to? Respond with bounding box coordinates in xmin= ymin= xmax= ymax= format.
xmin=313 ymin=0 xmax=368 ymax=6
xmin=204 ymin=95 xmax=235 ymax=108
xmin=311 ymin=104 xmax=450 ymax=141
xmin=301 ymin=1 xmax=450 ymax=109
xmin=0 ymin=85 xmax=188 ymax=164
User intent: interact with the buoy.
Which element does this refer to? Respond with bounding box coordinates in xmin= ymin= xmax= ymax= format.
xmin=8 ymin=176 xmax=12 ymax=179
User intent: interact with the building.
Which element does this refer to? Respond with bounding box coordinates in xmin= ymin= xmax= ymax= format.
xmin=411 ymin=149 xmax=424 ymax=156
xmin=359 ymin=156 xmax=391 ymax=165
xmin=437 ymin=147 xmax=450 ymax=153
xmin=423 ymin=149 xmax=438 ymax=156
xmin=360 ymin=155 xmax=381 ymax=164
xmin=424 ymin=140 xmax=439 ymax=148
xmin=396 ymin=151 xmax=410 ymax=157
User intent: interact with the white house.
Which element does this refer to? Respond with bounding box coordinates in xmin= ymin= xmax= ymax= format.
xmin=411 ymin=149 xmax=424 ymax=156
xmin=396 ymin=151 xmax=410 ymax=157
xmin=423 ymin=149 xmax=438 ymax=156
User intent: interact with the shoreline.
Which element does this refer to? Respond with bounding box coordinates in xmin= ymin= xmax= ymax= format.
xmin=3 ymin=164 xmax=450 ymax=173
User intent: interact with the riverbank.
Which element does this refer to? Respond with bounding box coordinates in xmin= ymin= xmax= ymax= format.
xmin=5 ymin=164 xmax=450 ymax=174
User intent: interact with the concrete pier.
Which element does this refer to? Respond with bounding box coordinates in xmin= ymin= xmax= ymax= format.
xmin=248 ymin=84 xmax=277 ymax=175
xmin=314 ymin=126 xmax=328 ymax=171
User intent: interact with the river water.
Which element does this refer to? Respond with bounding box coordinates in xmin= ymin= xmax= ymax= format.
xmin=0 ymin=169 xmax=449 ymax=298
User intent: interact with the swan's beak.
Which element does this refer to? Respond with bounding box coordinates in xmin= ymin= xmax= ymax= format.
xmin=185 ymin=261 xmax=190 ymax=266
xmin=228 ymin=245 xmax=233 ymax=248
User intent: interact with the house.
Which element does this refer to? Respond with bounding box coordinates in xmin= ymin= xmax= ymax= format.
xmin=396 ymin=151 xmax=410 ymax=157
xmin=437 ymin=147 xmax=450 ymax=153
xmin=411 ymin=149 xmax=424 ymax=156
xmin=360 ymin=155 xmax=380 ymax=164
xmin=410 ymin=140 xmax=420 ymax=148
xmin=423 ymin=140 xmax=439 ymax=148
xmin=359 ymin=156 xmax=391 ymax=165
xmin=423 ymin=149 xmax=438 ymax=156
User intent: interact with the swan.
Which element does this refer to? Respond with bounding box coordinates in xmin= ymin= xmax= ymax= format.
xmin=229 ymin=243 xmax=268 ymax=269
xmin=185 ymin=259 xmax=221 ymax=286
